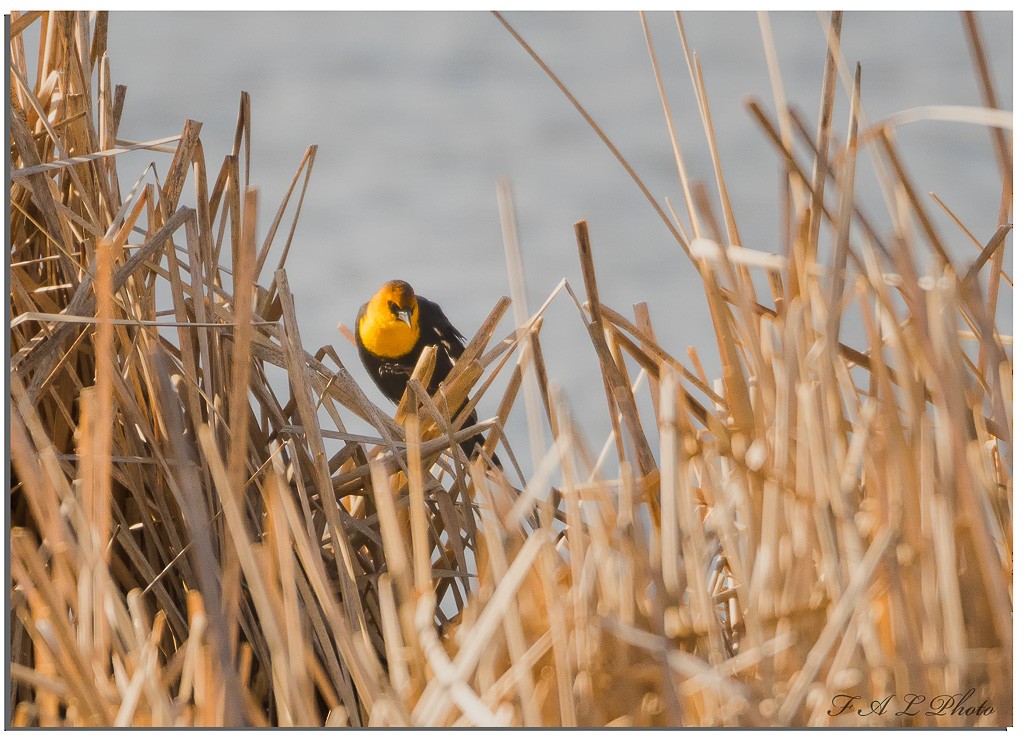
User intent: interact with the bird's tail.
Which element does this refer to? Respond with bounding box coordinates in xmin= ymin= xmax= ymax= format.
xmin=458 ymin=409 xmax=502 ymax=469
xmin=459 ymin=433 xmax=502 ymax=469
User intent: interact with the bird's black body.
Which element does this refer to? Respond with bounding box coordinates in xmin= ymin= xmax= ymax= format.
xmin=356 ymin=283 xmax=496 ymax=465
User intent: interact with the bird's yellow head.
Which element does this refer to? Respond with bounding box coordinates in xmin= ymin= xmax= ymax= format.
xmin=359 ymin=280 xmax=421 ymax=358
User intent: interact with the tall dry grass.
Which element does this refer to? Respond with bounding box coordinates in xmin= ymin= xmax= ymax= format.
xmin=7 ymin=10 xmax=1012 ymax=727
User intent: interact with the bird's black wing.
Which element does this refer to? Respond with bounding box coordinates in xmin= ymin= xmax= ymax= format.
xmin=417 ymin=297 xmax=499 ymax=465
xmin=417 ymin=296 xmax=467 ymax=363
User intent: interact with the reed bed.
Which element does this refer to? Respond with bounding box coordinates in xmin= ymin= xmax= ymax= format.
xmin=7 ymin=10 xmax=1012 ymax=728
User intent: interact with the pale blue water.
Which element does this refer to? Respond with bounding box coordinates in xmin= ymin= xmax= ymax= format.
xmin=98 ymin=11 xmax=1011 ymax=470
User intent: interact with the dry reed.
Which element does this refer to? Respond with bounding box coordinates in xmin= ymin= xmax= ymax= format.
xmin=7 ymin=10 xmax=1012 ymax=727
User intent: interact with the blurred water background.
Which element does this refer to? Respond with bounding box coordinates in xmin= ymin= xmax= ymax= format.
xmin=99 ymin=11 xmax=1011 ymax=470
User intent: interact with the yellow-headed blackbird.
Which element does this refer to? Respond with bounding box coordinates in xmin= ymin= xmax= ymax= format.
xmin=356 ymin=280 xmax=496 ymax=464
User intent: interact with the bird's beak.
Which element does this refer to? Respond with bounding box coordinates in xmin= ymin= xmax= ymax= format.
xmin=396 ymin=309 xmax=412 ymax=327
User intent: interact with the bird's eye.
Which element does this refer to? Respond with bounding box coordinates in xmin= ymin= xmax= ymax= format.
xmin=387 ymin=300 xmax=399 ymax=314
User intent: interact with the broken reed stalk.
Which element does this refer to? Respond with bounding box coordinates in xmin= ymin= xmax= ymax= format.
xmin=9 ymin=9 xmax=1012 ymax=729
